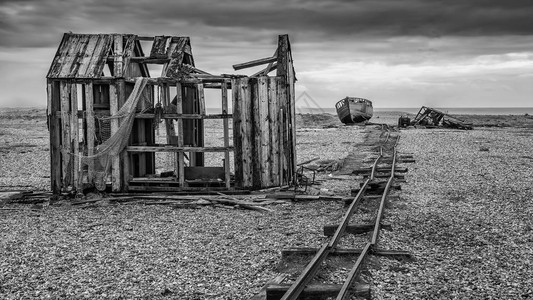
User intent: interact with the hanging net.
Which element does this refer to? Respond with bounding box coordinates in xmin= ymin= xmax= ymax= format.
xmin=80 ymin=78 xmax=149 ymax=190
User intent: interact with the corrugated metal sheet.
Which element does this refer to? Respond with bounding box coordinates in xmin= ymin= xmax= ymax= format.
xmin=47 ymin=34 xmax=114 ymax=79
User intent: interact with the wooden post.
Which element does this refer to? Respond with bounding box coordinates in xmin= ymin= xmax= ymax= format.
xmin=269 ymin=77 xmax=280 ymax=186
xmin=48 ymin=80 xmax=62 ymax=193
xmin=70 ymin=83 xmax=79 ymax=190
xmin=113 ymin=34 xmax=124 ymax=77
xmin=276 ymin=34 xmax=297 ymax=186
xmin=232 ymin=78 xmax=243 ymax=187
xmin=221 ymin=79 xmax=231 ymax=189
xmin=85 ymin=83 xmax=95 ymax=183
xmin=241 ymin=78 xmax=253 ymax=188
xmin=257 ymin=76 xmax=271 ymax=187
xmin=176 ymin=83 xmax=185 ymax=188
xmin=251 ymin=78 xmax=261 ymax=189
xmin=109 ymin=82 xmax=120 ymax=192
xmin=60 ymin=81 xmax=72 ymax=189
xmin=197 ymin=83 xmax=206 ymax=115
xmin=117 ymin=79 xmax=128 ymax=191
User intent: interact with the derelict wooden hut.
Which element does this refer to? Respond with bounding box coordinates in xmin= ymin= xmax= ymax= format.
xmin=46 ymin=33 xmax=297 ymax=194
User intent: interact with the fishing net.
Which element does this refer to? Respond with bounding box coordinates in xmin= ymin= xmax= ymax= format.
xmin=80 ymin=78 xmax=148 ymax=190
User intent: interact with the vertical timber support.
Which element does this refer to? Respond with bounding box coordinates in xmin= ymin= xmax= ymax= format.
xmin=276 ymin=34 xmax=297 ymax=186
xmin=60 ymin=81 xmax=72 ymax=189
xmin=109 ymin=82 xmax=121 ymax=192
xmin=221 ymin=79 xmax=231 ymax=189
xmin=85 ymin=83 xmax=95 ymax=184
xmin=176 ymin=83 xmax=185 ymax=188
xmin=70 ymin=83 xmax=79 ymax=191
xmin=48 ymin=80 xmax=62 ymax=193
xmin=257 ymin=77 xmax=271 ymax=187
xmin=232 ymin=77 xmax=253 ymax=188
xmin=269 ymin=77 xmax=281 ymax=186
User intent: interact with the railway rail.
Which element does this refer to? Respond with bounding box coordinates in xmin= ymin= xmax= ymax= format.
xmin=256 ymin=124 xmax=411 ymax=300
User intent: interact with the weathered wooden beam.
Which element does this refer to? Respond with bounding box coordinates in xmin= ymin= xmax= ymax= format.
xmin=60 ymin=82 xmax=72 ymax=189
xmin=176 ymin=83 xmax=185 ymax=188
xmin=233 ymin=56 xmax=277 ymax=71
xmin=48 ymin=80 xmax=62 ymax=193
xmin=281 ymin=247 xmax=413 ymax=260
xmin=323 ymin=223 xmax=392 ymax=236
xmin=109 ymin=83 xmax=121 ymax=192
xmin=221 ymin=79 xmax=231 ymax=189
xmin=70 ymin=83 xmax=80 ymax=190
xmin=126 ymin=146 xmax=233 ymax=152
xmin=84 ymin=83 xmax=95 ymax=183
xmin=258 ymin=77 xmax=270 ymax=188
xmin=266 ymin=283 xmax=370 ymax=300
xmin=249 ymin=275 xmax=287 ymax=300
xmin=135 ymin=113 xmax=233 ymax=119
xmin=269 ymin=77 xmax=280 ymax=186
xmin=251 ymin=62 xmax=278 ymax=77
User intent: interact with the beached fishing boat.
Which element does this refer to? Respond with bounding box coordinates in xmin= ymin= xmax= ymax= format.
xmin=335 ymin=97 xmax=373 ymax=124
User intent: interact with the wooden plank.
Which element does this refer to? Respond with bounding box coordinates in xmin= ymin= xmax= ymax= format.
xmin=176 ymin=83 xmax=185 ymax=188
xmin=197 ymin=83 xmax=206 ymax=115
xmin=76 ymin=35 xmax=100 ymax=78
xmin=47 ymin=33 xmax=70 ymax=78
xmin=70 ymin=84 xmax=79 ymax=190
xmin=269 ymin=77 xmax=280 ymax=186
xmin=48 ymin=81 xmax=62 ymax=193
xmin=277 ymin=78 xmax=287 ymax=185
xmin=233 ymin=56 xmax=277 ymax=71
xmin=323 ymin=223 xmax=393 ymax=236
xmin=109 ymin=83 xmax=120 ymax=191
xmin=266 ymin=284 xmax=370 ymax=300
xmin=251 ymin=78 xmax=261 ymax=189
xmin=92 ymin=35 xmax=114 ymax=78
xmin=232 ymin=78 xmax=244 ymax=187
xmin=240 ymin=78 xmax=253 ymax=188
xmin=249 ymin=275 xmax=287 ymax=300
xmin=258 ymin=76 xmax=271 ymax=187
xmin=126 ymin=146 xmax=233 ymax=152
xmin=121 ymin=34 xmax=136 ymax=77
xmin=281 ymin=247 xmax=413 ymax=260
xmin=60 ymin=82 xmax=72 ymax=188
xmin=113 ymin=34 xmax=124 ymax=77
xmin=67 ymin=35 xmax=91 ymax=78
xmin=221 ymin=79 xmax=231 ymax=189
xmin=56 ymin=34 xmax=82 ymax=78
xmin=135 ymin=113 xmax=233 ymax=119
xmin=117 ymin=79 xmax=129 ymax=191
xmin=85 ymin=34 xmax=107 ymax=78
xmin=150 ymin=36 xmax=169 ymax=58
xmin=85 ymin=83 xmax=95 ymax=182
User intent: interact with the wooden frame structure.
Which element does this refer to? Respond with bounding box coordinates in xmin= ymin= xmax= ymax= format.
xmin=46 ymin=33 xmax=296 ymax=193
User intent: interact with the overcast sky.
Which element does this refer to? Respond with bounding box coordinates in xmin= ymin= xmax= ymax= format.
xmin=1 ymin=0 xmax=532 ymax=109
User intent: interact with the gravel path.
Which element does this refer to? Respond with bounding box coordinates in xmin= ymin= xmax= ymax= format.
xmin=372 ymin=127 xmax=533 ymax=299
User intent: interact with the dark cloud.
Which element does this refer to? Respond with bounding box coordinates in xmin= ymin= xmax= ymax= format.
xmin=1 ymin=0 xmax=533 ymax=48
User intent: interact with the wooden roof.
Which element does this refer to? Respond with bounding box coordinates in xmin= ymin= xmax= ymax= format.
xmin=47 ymin=33 xmax=194 ymax=79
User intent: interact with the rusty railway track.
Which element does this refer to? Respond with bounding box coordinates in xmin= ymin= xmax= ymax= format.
xmin=258 ymin=124 xmax=411 ymax=300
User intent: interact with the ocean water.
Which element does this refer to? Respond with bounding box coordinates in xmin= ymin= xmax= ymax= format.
xmin=293 ymin=107 xmax=533 ymax=115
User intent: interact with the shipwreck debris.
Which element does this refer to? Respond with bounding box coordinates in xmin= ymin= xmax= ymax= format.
xmin=398 ymin=106 xmax=473 ymax=130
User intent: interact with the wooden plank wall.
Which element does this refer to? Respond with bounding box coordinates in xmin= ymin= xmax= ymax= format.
xmin=232 ymin=76 xmax=288 ymax=189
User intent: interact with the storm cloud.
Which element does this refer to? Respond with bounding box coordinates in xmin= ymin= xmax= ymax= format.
xmin=0 ymin=0 xmax=532 ymax=108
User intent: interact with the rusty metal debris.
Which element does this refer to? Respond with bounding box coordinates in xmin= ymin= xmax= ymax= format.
xmin=398 ymin=106 xmax=473 ymax=130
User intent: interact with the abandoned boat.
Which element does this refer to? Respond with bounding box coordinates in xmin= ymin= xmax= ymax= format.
xmin=335 ymin=97 xmax=373 ymax=124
